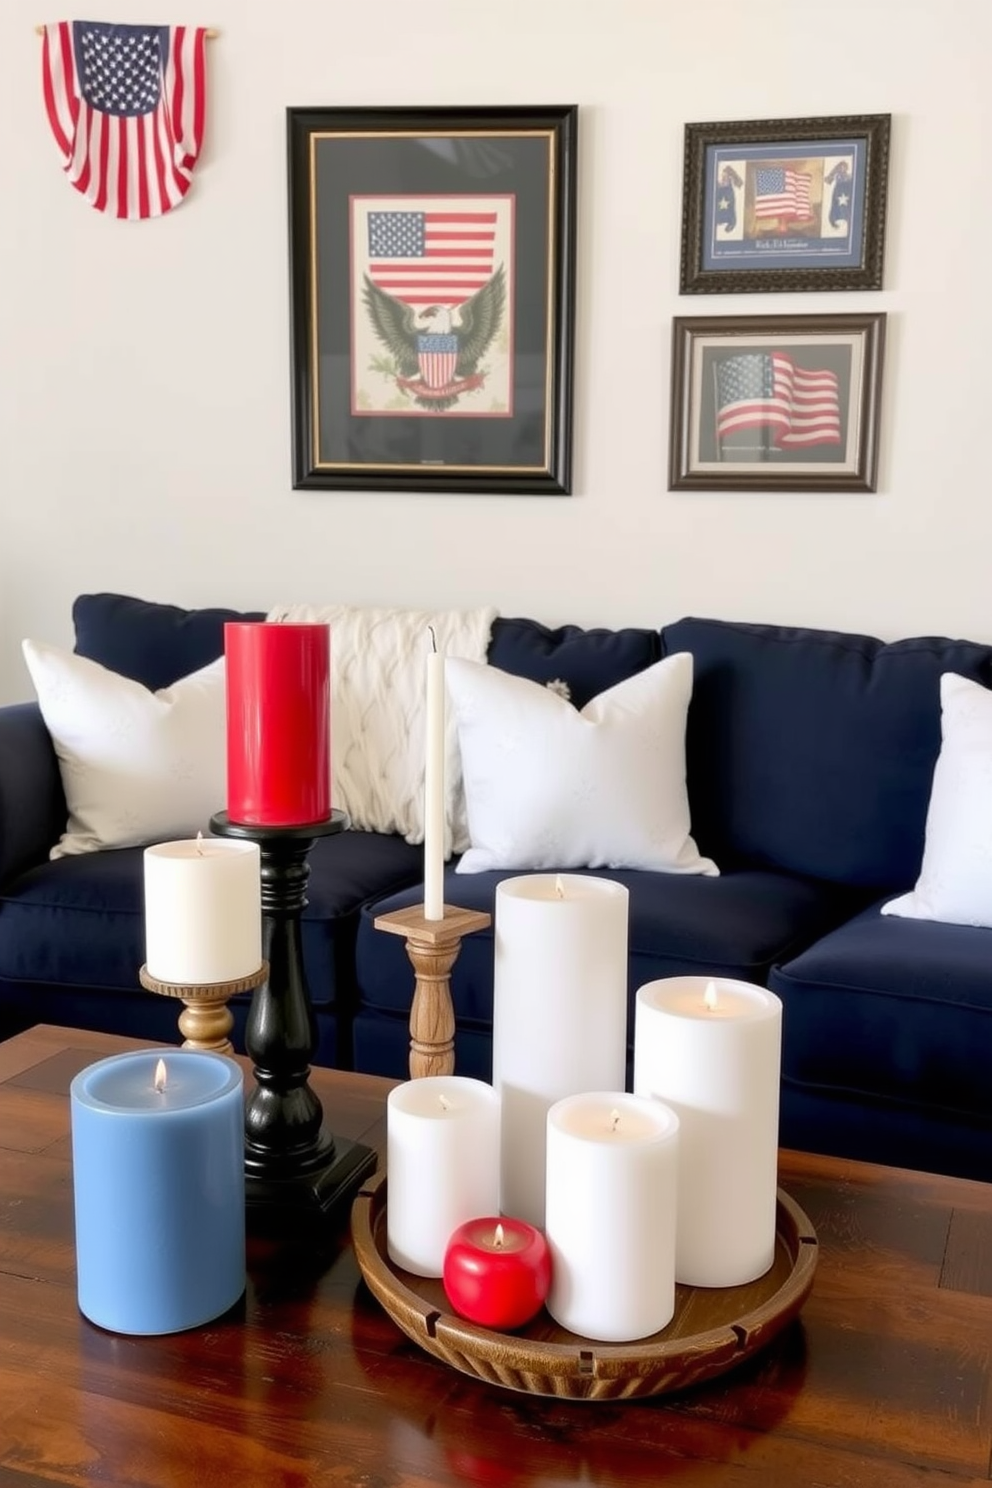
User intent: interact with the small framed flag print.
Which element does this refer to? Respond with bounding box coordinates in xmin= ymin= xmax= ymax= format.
xmin=668 ymin=313 xmax=886 ymax=493
xmin=287 ymin=105 xmax=578 ymax=496
xmin=679 ymin=115 xmax=891 ymax=294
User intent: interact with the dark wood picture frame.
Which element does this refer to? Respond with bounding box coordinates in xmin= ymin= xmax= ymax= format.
xmin=669 ymin=312 xmax=886 ymax=493
xmin=287 ymin=105 xmax=577 ymax=495
xmin=679 ymin=114 xmax=891 ymax=294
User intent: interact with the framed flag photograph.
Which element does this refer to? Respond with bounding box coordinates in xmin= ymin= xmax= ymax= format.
xmin=287 ymin=105 xmax=577 ymax=494
xmin=679 ymin=115 xmax=891 ymax=294
xmin=669 ymin=313 xmax=886 ymax=493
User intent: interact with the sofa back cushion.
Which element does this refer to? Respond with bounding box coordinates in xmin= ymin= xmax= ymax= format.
xmin=73 ymin=593 xmax=265 ymax=690
xmin=662 ymin=617 xmax=992 ymax=890
xmin=486 ymin=618 xmax=660 ymax=706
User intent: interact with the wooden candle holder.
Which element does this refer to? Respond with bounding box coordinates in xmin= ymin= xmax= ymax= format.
xmin=373 ymin=905 xmax=492 ymax=1078
xmin=139 ymin=962 xmax=269 ymax=1055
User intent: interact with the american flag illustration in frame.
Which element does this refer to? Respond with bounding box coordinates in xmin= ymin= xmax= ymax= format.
xmin=669 ymin=313 xmax=886 ymax=494
xmin=679 ymin=115 xmax=891 ymax=295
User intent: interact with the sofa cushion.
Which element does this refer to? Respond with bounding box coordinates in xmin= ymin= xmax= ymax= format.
xmin=0 ymin=829 xmax=423 ymax=1010
xmin=447 ymin=654 xmax=717 ymax=876
xmin=662 ymin=617 xmax=992 ymax=889
xmin=73 ymin=592 xmax=264 ymax=690
xmin=486 ymin=617 xmax=660 ymax=706
xmin=22 ymin=641 xmax=227 ymax=858
xmin=769 ymin=903 xmax=992 ymax=1120
xmin=354 ymin=866 xmax=864 ymax=1071
xmin=882 ymin=673 xmax=992 ymax=928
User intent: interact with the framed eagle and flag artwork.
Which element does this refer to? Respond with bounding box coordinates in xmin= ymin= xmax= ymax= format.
xmin=287 ymin=106 xmax=577 ymax=494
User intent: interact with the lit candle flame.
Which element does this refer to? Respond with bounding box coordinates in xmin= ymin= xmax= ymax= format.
xmin=154 ymin=1058 xmax=168 ymax=1093
xmin=610 ymin=1108 xmax=621 ymax=1133
xmin=439 ymin=1094 xmax=450 ymax=1112
xmin=555 ymin=874 xmax=565 ymax=899
xmin=704 ymin=980 xmax=719 ymax=1013
xmin=493 ymin=1223 xmax=505 ymax=1249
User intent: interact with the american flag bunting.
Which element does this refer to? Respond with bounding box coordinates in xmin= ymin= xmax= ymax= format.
xmin=41 ymin=20 xmax=208 ymax=220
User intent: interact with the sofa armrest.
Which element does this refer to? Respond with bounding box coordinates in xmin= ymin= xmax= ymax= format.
xmin=0 ymin=703 xmax=65 ymax=883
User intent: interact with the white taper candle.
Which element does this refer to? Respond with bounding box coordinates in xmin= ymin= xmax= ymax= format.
xmin=424 ymin=637 xmax=445 ymax=921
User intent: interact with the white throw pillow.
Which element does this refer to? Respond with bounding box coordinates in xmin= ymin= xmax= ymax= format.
xmin=22 ymin=640 xmax=227 ymax=859
xmin=446 ymin=653 xmax=718 ymax=876
xmin=882 ymin=672 xmax=992 ymax=928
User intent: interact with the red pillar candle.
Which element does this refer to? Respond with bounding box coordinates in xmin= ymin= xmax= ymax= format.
xmin=224 ymin=622 xmax=330 ymax=826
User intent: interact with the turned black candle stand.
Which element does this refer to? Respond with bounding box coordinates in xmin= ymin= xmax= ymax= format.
xmin=210 ymin=810 xmax=377 ymax=1231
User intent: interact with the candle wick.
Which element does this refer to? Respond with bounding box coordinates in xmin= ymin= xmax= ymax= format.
xmin=428 ymin=624 xmax=438 ymax=654
xmin=195 ymin=830 xmax=204 ymax=858
xmin=439 ymin=1094 xmax=450 ymax=1112
xmin=610 ymin=1109 xmax=620 ymax=1133
xmin=493 ymin=1223 xmax=505 ymax=1249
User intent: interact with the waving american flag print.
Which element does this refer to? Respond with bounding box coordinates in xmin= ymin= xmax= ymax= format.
xmin=716 ymin=353 xmax=841 ymax=448
xmin=41 ymin=20 xmax=208 ymax=219
xmin=753 ymin=167 xmax=813 ymax=224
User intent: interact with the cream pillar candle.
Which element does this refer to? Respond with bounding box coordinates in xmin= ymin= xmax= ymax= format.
xmin=143 ymin=837 xmax=262 ymax=985
xmin=423 ymin=643 xmax=445 ymax=921
xmin=633 ymin=976 xmax=783 ymax=1288
xmin=545 ymin=1092 xmax=679 ymax=1342
xmin=387 ymin=1076 xmax=500 ymax=1277
xmin=492 ymin=874 xmax=629 ymax=1228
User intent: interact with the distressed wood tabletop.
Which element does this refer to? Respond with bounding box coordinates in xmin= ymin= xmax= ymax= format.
xmin=0 ymin=1024 xmax=990 ymax=1488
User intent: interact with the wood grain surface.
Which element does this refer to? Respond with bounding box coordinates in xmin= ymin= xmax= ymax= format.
xmin=1 ymin=1025 xmax=991 ymax=1488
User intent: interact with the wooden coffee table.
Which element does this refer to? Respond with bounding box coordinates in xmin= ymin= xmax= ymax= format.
xmin=1 ymin=1025 xmax=991 ymax=1487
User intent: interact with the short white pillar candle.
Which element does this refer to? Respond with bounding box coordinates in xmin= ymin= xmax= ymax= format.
xmin=143 ymin=837 xmax=262 ymax=985
xmin=492 ymin=873 xmax=629 ymax=1228
xmin=633 ymin=976 xmax=783 ymax=1288
xmin=387 ymin=1076 xmax=500 ymax=1278
xmin=545 ymin=1092 xmax=679 ymax=1342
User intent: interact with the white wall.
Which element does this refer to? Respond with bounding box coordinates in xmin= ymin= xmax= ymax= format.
xmin=1 ymin=0 xmax=989 ymax=702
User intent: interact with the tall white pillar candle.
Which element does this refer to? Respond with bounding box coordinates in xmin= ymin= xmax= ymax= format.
xmin=545 ymin=1092 xmax=679 ymax=1342
xmin=143 ymin=838 xmax=262 ymax=985
xmin=633 ymin=976 xmax=783 ymax=1288
xmin=387 ymin=1076 xmax=500 ymax=1277
xmin=492 ymin=874 xmax=628 ymax=1228
xmin=423 ymin=645 xmax=445 ymax=921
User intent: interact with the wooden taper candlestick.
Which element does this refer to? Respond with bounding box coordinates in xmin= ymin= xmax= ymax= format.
xmin=139 ymin=962 xmax=269 ymax=1054
xmin=373 ymin=904 xmax=492 ymax=1078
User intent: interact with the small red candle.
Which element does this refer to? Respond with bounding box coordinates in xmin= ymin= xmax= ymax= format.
xmin=443 ymin=1217 xmax=551 ymax=1330
xmin=224 ymin=622 xmax=330 ymax=826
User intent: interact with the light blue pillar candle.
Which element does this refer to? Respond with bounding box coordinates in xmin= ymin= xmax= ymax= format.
xmin=70 ymin=1049 xmax=245 ymax=1335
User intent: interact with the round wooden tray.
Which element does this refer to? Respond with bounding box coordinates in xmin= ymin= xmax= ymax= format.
xmin=351 ymin=1169 xmax=818 ymax=1402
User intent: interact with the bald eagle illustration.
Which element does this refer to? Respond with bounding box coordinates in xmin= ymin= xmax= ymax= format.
xmin=362 ymin=265 xmax=506 ymax=412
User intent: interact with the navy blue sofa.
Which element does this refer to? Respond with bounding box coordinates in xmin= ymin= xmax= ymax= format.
xmin=2 ymin=592 xmax=991 ymax=1183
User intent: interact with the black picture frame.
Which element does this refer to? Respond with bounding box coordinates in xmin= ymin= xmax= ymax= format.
xmin=679 ymin=114 xmax=891 ymax=294
xmin=287 ymin=105 xmax=577 ymax=495
xmin=669 ymin=312 xmax=886 ymax=493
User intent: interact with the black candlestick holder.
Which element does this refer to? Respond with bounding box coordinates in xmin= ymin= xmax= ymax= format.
xmin=210 ymin=810 xmax=377 ymax=1230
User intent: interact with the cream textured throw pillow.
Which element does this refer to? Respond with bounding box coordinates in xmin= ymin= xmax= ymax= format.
xmin=266 ymin=603 xmax=497 ymax=853
xmin=22 ymin=640 xmax=227 ymax=859
xmin=446 ymin=653 xmax=718 ymax=875
xmin=883 ymin=673 xmax=992 ymax=928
